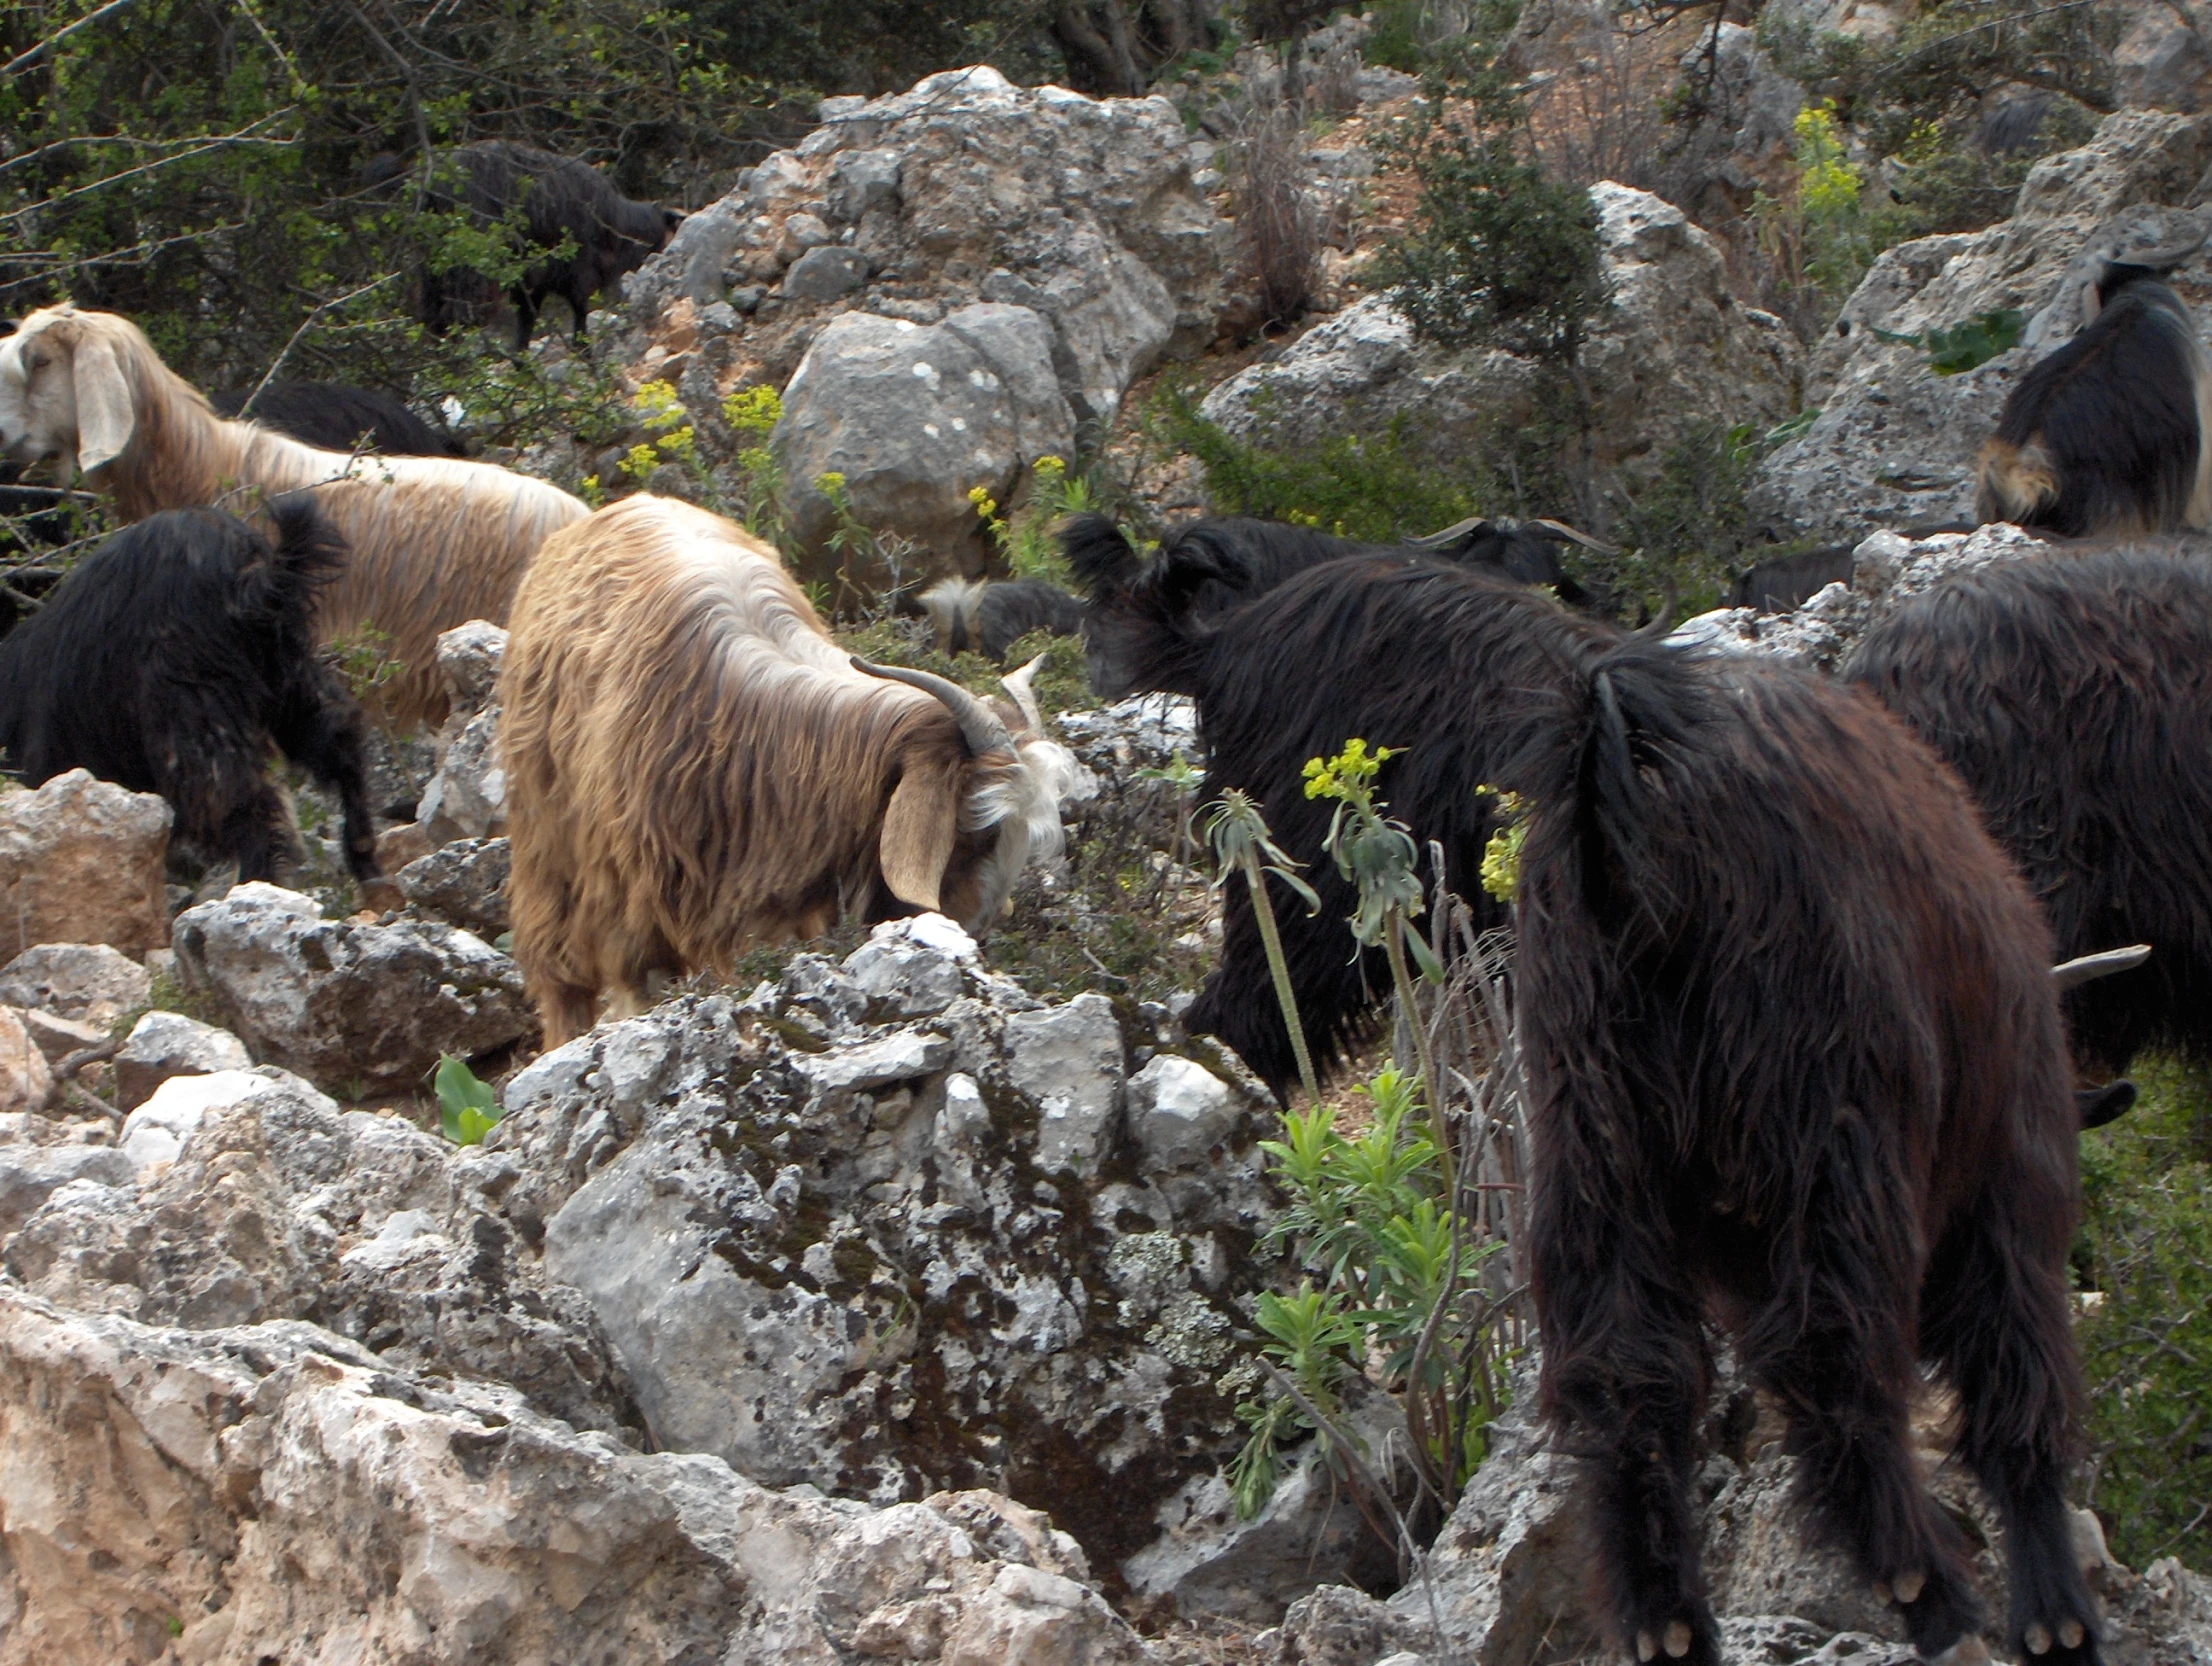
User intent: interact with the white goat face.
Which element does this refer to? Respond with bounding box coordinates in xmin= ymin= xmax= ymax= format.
xmin=0 ymin=308 xmax=136 ymax=478
xmin=962 ymin=735 xmax=1080 ymax=926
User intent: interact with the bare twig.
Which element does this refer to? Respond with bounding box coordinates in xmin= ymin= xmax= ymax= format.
xmin=237 ymin=276 xmax=398 ymax=418
xmin=2 ymin=0 xmax=145 ymax=79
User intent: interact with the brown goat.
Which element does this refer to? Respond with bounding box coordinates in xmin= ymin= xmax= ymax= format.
xmin=501 ymin=495 xmax=1080 ymax=1045
xmin=0 ymin=304 xmax=588 ymax=727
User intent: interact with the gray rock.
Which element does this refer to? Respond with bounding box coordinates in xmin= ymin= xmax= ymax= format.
xmin=0 ymin=1143 xmax=133 ymax=1239
xmin=2119 ymin=0 xmax=2212 ymax=113
xmin=0 ymin=1290 xmax=1159 ymax=1666
xmin=780 ymin=244 xmax=869 ymax=301
xmin=777 ymin=210 xmax=833 ymax=259
xmin=416 ymin=703 xmax=505 ymax=845
xmin=0 ymin=941 xmax=151 ymax=1026
xmin=394 ymin=836 xmax=511 ymax=937
xmin=112 ymin=1008 xmax=254 ymax=1110
xmin=844 ymin=912 xmax=984 ymax=1018
xmin=1127 ymin=1052 xmax=1239 ymax=1170
xmin=169 ymin=883 xmax=528 ymax=1092
xmin=775 ymin=310 xmax=1046 ymax=581
xmin=1750 ymin=111 xmax=2212 ymax=544
xmin=1003 ymin=991 xmax=1125 ymax=1174
xmin=21 ymin=1009 xmax=103 ymax=1065
xmin=0 ymin=1007 xmax=53 ymax=1113
xmin=0 ymin=770 xmax=170 ymax=962
xmin=434 ymin=618 xmax=508 ymax=711
xmin=1203 ymin=184 xmax=1800 ymax=505
xmin=827 ymin=146 xmax=902 ymax=219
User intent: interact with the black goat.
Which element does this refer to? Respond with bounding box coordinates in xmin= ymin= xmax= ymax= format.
xmin=1064 ymin=511 xmax=1599 ymax=699
xmin=1729 ymin=524 xmax=1973 ymax=613
xmin=211 ymin=382 xmax=465 ymax=457
xmin=0 ymin=498 xmax=378 ymax=884
xmin=1847 ymin=543 xmax=2212 ymax=1078
xmin=419 ymin=141 xmax=681 ymax=350
xmin=1087 ymin=542 xmax=2099 ymax=1666
xmin=1978 ymin=232 xmax=2212 ymax=536
xmin=913 ymin=577 xmax=1088 ymax=661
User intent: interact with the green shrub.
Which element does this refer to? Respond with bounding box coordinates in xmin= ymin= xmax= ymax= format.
xmin=435 ymin=1054 xmax=504 ymax=1146
xmin=2077 ymin=1057 xmax=2212 ymax=1568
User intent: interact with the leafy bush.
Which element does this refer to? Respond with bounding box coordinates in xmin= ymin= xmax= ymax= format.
xmin=2077 ymin=1057 xmax=2212 ymax=1569
xmin=1604 ymin=421 xmax=1762 ymax=620
xmin=1144 ymin=382 xmax=1504 ymax=545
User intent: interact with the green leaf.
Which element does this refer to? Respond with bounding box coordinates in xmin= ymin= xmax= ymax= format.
xmin=435 ymin=1054 xmax=502 ymax=1146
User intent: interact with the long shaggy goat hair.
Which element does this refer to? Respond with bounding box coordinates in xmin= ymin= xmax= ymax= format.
xmin=1847 ymin=541 xmax=2212 ymax=1077
xmin=0 ymin=495 xmax=377 ymax=883
xmin=0 ymin=304 xmax=587 ymax=727
xmin=420 ymin=141 xmax=681 ymax=350
xmin=501 ymin=494 xmax=1079 ymax=1046
xmin=1977 ymin=244 xmax=2212 ymax=536
xmin=210 ymin=381 xmax=466 ymax=457
xmin=1088 ymin=539 xmax=2100 ymax=1666
xmin=1064 ymin=510 xmax=1596 ymax=698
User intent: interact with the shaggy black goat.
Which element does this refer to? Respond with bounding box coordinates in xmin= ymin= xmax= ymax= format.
xmin=1847 ymin=543 xmax=2212 ymax=1078
xmin=1087 ymin=542 xmax=2100 ymax=1666
xmin=1064 ymin=511 xmax=1599 ymax=698
xmin=1978 ymin=232 xmax=2212 ymax=535
xmin=913 ymin=577 xmax=1088 ymax=661
xmin=1729 ymin=524 xmax=1972 ymax=613
xmin=420 ymin=141 xmax=681 ymax=350
xmin=0 ymin=497 xmax=377 ymax=884
xmin=211 ymin=382 xmax=465 ymax=457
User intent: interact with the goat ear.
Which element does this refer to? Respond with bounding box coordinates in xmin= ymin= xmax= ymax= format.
xmin=878 ymin=757 xmax=962 ymax=914
xmin=71 ymin=336 xmax=135 ymax=475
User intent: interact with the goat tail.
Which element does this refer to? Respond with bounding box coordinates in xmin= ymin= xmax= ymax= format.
xmin=1544 ymin=634 xmax=1715 ymax=929
xmin=250 ymin=491 xmax=352 ymax=633
xmin=1975 ymin=436 xmax=2059 ymax=528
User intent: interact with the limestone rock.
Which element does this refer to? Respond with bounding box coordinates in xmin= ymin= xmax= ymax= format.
xmin=21 ymin=1008 xmax=102 ymax=1065
xmin=0 ymin=1141 xmax=130 ymax=1238
xmin=0 ymin=941 xmax=151 ymax=1026
xmin=1201 ymin=184 xmax=1800 ymax=509
xmin=1003 ymin=991 xmax=1126 ymax=1174
xmin=776 ymin=306 xmax=1075 ymax=582
xmin=169 ymin=883 xmax=528 ymax=1092
xmin=1750 ymin=110 xmax=2212 ymax=544
xmin=0 ymin=1290 xmax=1160 ymax=1666
xmin=1127 ymin=1052 xmax=1240 ymax=1171
xmin=0 ymin=770 xmax=170 ymax=961
xmin=112 ymin=1010 xmax=254 ymax=1110
xmin=394 ymin=836 xmax=511 ymax=937
xmin=615 ymin=64 xmax=1232 ymax=579
xmin=0 ymin=1007 xmax=53 ymax=1114
xmin=415 ymin=704 xmax=505 ymax=845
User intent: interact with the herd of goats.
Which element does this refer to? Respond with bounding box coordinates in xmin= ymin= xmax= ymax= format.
xmin=0 ymin=129 xmax=2206 ymax=1666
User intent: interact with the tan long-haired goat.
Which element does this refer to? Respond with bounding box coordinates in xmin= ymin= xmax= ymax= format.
xmin=0 ymin=303 xmax=588 ymax=726
xmin=501 ymin=494 xmax=1081 ymax=1046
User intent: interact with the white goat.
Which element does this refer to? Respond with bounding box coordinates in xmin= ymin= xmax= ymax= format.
xmin=0 ymin=303 xmax=588 ymax=726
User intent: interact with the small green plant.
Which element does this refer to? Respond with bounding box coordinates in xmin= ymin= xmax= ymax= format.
xmin=2077 ymin=1056 xmax=2212 ymax=1567
xmin=1230 ymin=1065 xmax=1514 ymax=1520
xmin=1203 ymin=789 xmax=1324 ymax=1107
xmin=324 ymin=622 xmax=404 ymax=711
xmin=969 ymin=454 xmax=1098 ymax=584
xmin=1303 ymin=738 xmax=1447 ymax=1138
xmin=435 ymin=1054 xmax=504 ymax=1146
xmin=1870 ymin=308 xmax=2024 ymax=375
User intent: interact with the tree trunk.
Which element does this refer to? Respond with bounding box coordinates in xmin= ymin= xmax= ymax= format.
xmin=1051 ymin=2 xmax=1147 ymax=95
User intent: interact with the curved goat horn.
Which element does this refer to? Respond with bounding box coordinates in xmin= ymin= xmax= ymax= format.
xmin=999 ymin=652 xmax=1047 ymax=736
xmin=850 ymin=656 xmax=1014 ymax=756
xmin=2123 ymin=220 xmax=2211 ymax=270
xmin=2051 ymin=943 xmax=2152 ymax=990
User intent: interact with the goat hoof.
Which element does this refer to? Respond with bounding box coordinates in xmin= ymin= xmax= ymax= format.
xmin=2059 ymin=1621 xmax=2085 ymax=1651
xmin=1896 ymin=1571 xmax=1926 ymax=1605
xmin=1637 ymin=1629 xmax=1658 ymax=1662
xmin=2026 ymin=1624 xmax=2053 ymax=1655
xmin=1664 ymin=1621 xmax=1694 ymax=1658
xmin=1876 ymin=1581 xmax=1894 ymax=1605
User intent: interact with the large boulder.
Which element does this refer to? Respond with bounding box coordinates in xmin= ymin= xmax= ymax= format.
xmin=775 ymin=305 xmax=1075 ymax=582
xmin=0 ymin=771 xmax=169 ymax=961
xmin=512 ymin=914 xmax=1308 ymax=1603
xmin=612 ymin=64 xmax=1234 ymax=578
xmin=0 ymin=1289 xmax=1160 ymax=1666
xmin=1201 ymin=184 xmax=1801 ymax=510
xmin=1748 ymin=110 xmax=2212 ymax=544
xmin=168 ymin=883 xmax=529 ymax=1092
